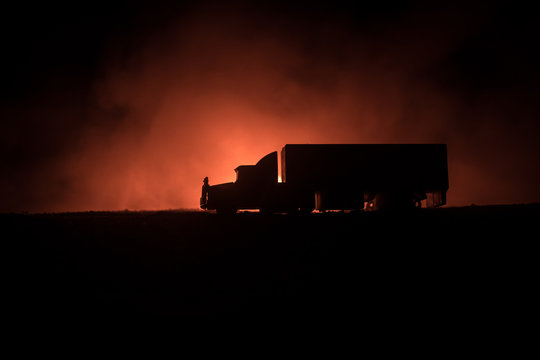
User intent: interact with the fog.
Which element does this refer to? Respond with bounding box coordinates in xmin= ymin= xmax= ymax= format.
xmin=2 ymin=2 xmax=539 ymax=212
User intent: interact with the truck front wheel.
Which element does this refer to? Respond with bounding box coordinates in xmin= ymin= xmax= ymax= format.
xmin=299 ymin=207 xmax=314 ymax=215
xmin=216 ymin=208 xmax=237 ymax=215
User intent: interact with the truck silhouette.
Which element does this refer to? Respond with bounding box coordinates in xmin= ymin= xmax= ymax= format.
xmin=203 ymin=144 xmax=449 ymax=213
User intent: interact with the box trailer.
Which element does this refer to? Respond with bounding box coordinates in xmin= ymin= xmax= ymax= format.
xmin=203 ymin=144 xmax=449 ymax=213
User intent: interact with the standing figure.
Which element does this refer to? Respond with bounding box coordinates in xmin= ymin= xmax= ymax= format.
xmin=200 ymin=177 xmax=210 ymax=209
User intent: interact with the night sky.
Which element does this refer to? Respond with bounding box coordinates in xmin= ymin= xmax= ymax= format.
xmin=1 ymin=0 xmax=539 ymax=212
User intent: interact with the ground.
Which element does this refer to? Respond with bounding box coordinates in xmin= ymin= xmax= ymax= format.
xmin=4 ymin=205 xmax=538 ymax=334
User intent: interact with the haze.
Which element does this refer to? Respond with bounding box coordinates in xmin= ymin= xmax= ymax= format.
xmin=1 ymin=1 xmax=538 ymax=212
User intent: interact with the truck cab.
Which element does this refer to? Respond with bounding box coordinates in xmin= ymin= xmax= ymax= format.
xmin=206 ymin=152 xmax=278 ymax=213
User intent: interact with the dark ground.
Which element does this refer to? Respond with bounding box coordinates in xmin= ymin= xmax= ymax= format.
xmin=3 ymin=205 xmax=538 ymax=338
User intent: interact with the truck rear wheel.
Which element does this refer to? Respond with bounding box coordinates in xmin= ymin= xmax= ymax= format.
xmin=259 ymin=207 xmax=275 ymax=215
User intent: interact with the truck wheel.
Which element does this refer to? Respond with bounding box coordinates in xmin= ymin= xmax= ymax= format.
xmin=285 ymin=207 xmax=299 ymax=215
xmin=216 ymin=208 xmax=236 ymax=215
xmin=299 ymin=207 xmax=314 ymax=215
xmin=259 ymin=208 xmax=274 ymax=215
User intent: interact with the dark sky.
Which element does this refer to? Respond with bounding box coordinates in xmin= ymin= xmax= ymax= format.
xmin=1 ymin=0 xmax=539 ymax=212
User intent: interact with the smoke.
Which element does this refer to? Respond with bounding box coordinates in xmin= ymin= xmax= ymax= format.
xmin=2 ymin=1 xmax=539 ymax=212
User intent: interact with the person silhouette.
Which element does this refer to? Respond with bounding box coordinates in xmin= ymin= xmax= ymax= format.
xmin=200 ymin=177 xmax=210 ymax=209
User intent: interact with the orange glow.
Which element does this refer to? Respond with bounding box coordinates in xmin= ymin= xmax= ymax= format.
xmin=4 ymin=4 xmax=539 ymax=213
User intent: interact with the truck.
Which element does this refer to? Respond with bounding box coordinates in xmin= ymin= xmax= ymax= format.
xmin=202 ymin=144 xmax=449 ymax=213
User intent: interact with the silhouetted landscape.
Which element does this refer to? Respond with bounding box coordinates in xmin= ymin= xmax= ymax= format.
xmin=2 ymin=3 xmax=539 ymax=343
xmin=5 ymin=204 xmax=538 ymax=328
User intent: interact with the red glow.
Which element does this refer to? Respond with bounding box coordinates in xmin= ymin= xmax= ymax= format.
xmin=4 ymin=4 xmax=539 ymax=213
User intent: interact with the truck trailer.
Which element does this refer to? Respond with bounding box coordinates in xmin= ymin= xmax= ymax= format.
xmin=203 ymin=144 xmax=449 ymax=213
